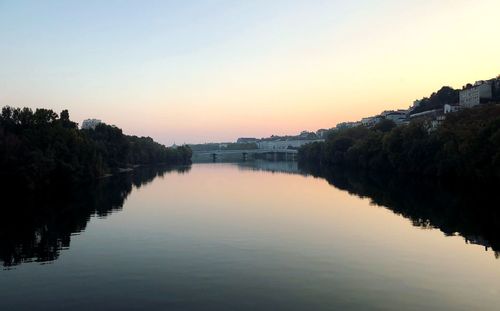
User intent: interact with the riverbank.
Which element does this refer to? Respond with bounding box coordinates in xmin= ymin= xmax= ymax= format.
xmin=0 ymin=106 xmax=192 ymax=188
xmin=298 ymin=104 xmax=500 ymax=181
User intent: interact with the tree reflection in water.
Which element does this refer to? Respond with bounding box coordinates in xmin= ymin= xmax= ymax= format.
xmin=299 ymin=163 xmax=500 ymax=259
xmin=2 ymin=161 xmax=499 ymax=268
xmin=0 ymin=165 xmax=191 ymax=268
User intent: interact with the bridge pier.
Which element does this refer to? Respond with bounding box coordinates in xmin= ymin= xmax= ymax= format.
xmin=211 ymin=153 xmax=217 ymax=162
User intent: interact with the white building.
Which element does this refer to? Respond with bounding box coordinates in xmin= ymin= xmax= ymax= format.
xmin=81 ymin=119 xmax=102 ymax=130
xmin=316 ymin=129 xmax=329 ymax=138
xmin=444 ymin=104 xmax=461 ymax=114
xmin=459 ymin=81 xmax=492 ymax=108
xmin=361 ymin=116 xmax=382 ymax=127
xmin=381 ymin=110 xmax=408 ymax=124
xmin=336 ymin=121 xmax=361 ymax=129
xmin=236 ymin=137 xmax=258 ymax=143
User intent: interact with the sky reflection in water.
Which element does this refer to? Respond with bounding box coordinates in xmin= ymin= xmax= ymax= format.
xmin=0 ymin=162 xmax=499 ymax=311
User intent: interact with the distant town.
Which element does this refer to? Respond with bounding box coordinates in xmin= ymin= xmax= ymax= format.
xmin=182 ymin=75 xmax=500 ymax=152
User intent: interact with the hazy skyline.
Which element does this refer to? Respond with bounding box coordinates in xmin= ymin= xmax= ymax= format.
xmin=1 ymin=0 xmax=499 ymax=144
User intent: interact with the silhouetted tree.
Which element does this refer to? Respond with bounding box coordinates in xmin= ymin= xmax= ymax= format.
xmin=0 ymin=106 xmax=192 ymax=187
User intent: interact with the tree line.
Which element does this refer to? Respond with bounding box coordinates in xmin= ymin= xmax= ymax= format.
xmin=298 ymin=104 xmax=500 ymax=180
xmin=0 ymin=106 xmax=192 ymax=187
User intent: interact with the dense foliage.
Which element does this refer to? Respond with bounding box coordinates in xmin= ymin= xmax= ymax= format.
xmin=0 ymin=106 xmax=192 ymax=187
xmin=411 ymin=86 xmax=459 ymax=114
xmin=299 ymin=105 xmax=500 ymax=180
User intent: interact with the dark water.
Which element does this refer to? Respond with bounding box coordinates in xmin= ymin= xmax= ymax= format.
xmin=1 ymin=162 xmax=499 ymax=310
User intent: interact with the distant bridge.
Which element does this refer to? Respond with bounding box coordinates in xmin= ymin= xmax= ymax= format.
xmin=193 ymin=149 xmax=298 ymax=162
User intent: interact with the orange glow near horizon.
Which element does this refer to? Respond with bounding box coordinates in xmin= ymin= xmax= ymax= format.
xmin=0 ymin=1 xmax=499 ymax=144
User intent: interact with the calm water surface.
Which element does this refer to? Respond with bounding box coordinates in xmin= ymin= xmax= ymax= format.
xmin=1 ymin=162 xmax=499 ymax=310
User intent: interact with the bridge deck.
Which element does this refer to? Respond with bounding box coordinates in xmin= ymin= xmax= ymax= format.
xmin=194 ymin=149 xmax=298 ymax=155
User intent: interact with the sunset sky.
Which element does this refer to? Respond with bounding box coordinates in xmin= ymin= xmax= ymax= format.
xmin=1 ymin=0 xmax=499 ymax=144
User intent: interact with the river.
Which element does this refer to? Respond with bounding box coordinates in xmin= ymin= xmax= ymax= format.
xmin=0 ymin=161 xmax=499 ymax=310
